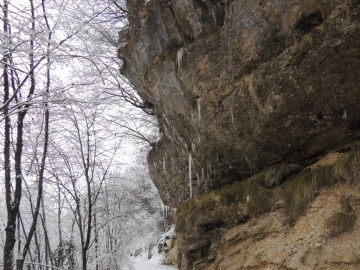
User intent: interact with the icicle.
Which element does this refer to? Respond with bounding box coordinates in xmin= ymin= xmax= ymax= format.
xmin=196 ymin=98 xmax=201 ymax=121
xmin=245 ymin=155 xmax=250 ymax=165
xmin=197 ymin=172 xmax=200 ymax=186
xmin=189 ymin=152 xmax=192 ymax=199
xmin=245 ymin=155 xmax=254 ymax=174
xmin=177 ymin=47 xmax=184 ymax=75
xmin=161 ymin=202 xmax=165 ymax=217
xmin=163 ymin=113 xmax=170 ymax=125
xmin=201 ymin=168 xmax=204 ymax=183
xmin=230 ymin=103 xmax=235 ymax=124
xmin=163 ymin=157 xmax=166 ymax=174
xmin=207 ymin=160 xmax=210 ymax=181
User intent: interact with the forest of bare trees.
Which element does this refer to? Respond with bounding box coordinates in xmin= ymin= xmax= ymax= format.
xmin=0 ymin=1 xmax=168 ymax=269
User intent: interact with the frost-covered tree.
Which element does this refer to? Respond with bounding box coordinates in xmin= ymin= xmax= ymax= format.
xmin=1 ymin=0 xmax=59 ymax=268
xmin=1 ymin=0 xmax=165 ymax=269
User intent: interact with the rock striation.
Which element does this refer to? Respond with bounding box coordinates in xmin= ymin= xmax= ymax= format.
xmin=177 ymin=184 xmax=360 ymax=270
xmin=119 ymin=0 xmax=360 ymax=208
xmin=173 ymin=151 xmax=360 ymax=269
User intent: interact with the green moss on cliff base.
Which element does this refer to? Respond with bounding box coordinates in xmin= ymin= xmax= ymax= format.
xmin=176 ymin=151 xmax=360 ymax=230
xmin=279 ymin=166 xmax=335 ymax=223
xmin=280 ymin=152 xmax=360 ymax=223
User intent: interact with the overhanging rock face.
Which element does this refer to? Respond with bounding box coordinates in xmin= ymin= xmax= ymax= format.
xmin=118 ymin=0 xmax=360 ymax=207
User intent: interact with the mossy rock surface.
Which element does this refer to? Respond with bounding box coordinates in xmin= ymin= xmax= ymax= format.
xmin=176 ymin=151 xmax=360 ymax=229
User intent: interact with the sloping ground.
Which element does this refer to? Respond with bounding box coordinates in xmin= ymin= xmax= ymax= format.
xmin=128 ymin=224 xmax=178 ymax=270
xmin=130 ymin=253 xmax=177 ymax=270
xmin=175 ymin=151 xmax=360 ymax=269
xmin=199 ymin=185 xmax=360 ymax=270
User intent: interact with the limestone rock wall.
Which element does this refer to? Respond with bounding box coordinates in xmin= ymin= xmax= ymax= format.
xmin=119 ymin=0 xmax=360 ymax=208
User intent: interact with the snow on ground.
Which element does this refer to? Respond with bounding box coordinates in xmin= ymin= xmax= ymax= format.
xmin=129 ymin=251 xmax=177 ymax=270
xmin=129 ymin=225 xmax=177 ymax=270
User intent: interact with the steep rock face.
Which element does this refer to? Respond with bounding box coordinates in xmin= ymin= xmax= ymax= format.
xmin=118 ymin=0 xmax=360 ymax=208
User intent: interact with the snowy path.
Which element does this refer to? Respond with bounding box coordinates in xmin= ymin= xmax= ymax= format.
xmin=132 ymin=261 xmax=177 ymax=270
xmin=130 ymin=252 xmax=177 ymax=270
xmin=129 ymin=225 xmax=177 ymax=269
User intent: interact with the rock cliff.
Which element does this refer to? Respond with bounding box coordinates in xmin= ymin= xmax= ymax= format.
xmin=119 ymin=0 xmax=360 ymax=207
xmin=118 ymin=0 xmax=360 ymax=269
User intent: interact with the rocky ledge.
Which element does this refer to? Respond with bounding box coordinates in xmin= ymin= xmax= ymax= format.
xmin=119 ymin=0 xmax=360 ymax=207
xmin=174 ymin=151 xmax=360 ymax=269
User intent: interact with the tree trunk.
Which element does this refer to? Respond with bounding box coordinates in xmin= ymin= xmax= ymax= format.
xmin=82 ymin=248 xmax=87 ymax=270
xmin=95 ymin=213 xmax=99 ymax=270
xmin=16 ymin=259 xmax=24 ymax=270
xmin=3 ymin=0 xmax=14 ymax=267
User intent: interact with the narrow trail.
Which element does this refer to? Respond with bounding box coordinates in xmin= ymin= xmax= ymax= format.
xmin=130 ymin=252 xmax=177 ymax=270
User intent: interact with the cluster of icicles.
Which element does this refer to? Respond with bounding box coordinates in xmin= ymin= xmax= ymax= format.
xmin=161 ymin=202 xmax=175 ymax=217
xmin=162 ymin=47 xmax=240 ymax=200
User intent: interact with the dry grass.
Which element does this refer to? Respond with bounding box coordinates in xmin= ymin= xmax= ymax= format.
xmin=325 ymin=212 xmax=356 ymax=237
xmin=276 ymin=166 xmax=335 ymax=223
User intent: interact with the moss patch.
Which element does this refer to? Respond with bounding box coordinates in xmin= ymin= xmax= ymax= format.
xmin=176 ymin=151 xmax=360 ymax=230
